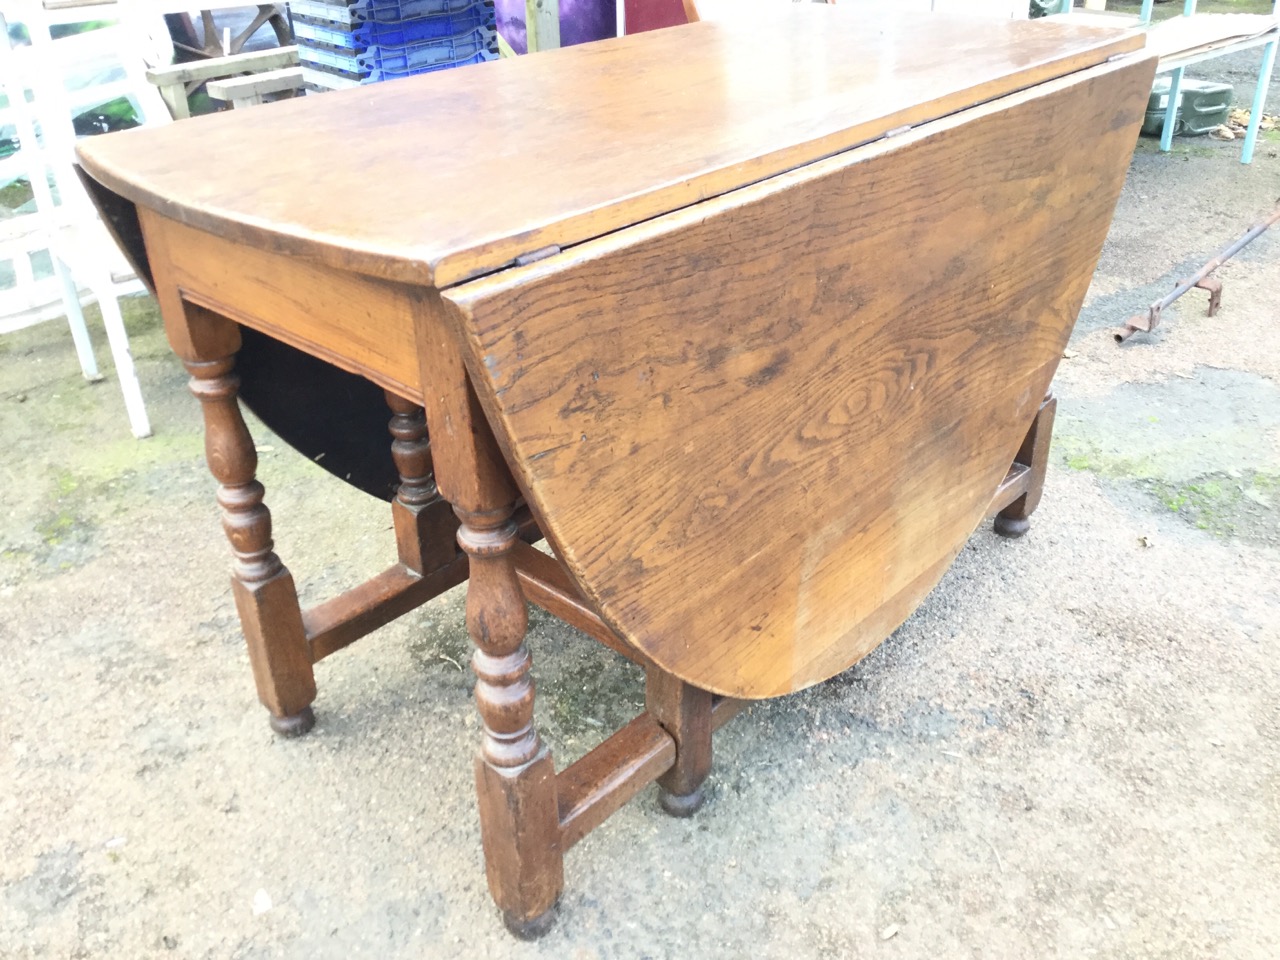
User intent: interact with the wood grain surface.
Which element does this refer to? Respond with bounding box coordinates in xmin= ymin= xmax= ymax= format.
xmin=77 ymin=8 xmax=1141 ymax=288
xmin=443 ymin=55 xmax=1156 ymax=699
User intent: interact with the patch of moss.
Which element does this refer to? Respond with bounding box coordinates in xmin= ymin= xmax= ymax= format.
xmin=1145 ymin=470 xmax=1280 ymax=540
xmin=37 ymin=509 xmax=86 ymax=547
xmin=56 ymin=432 xmax=204 ymax=493
xmin=1055 ymin=435 xmax=1154 ymax=479
xmin=120 ymin=296 xmax=164 ymax=339
xmin=36 ymin=468 xmax=94 ymax=549
xmin=52 ymin=471 xmax=79 ymax=498
xmin=1065 ymin=453 xmax=1093 ymax=471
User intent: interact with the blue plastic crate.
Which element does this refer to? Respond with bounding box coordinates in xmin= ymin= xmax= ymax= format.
xmin=302 ymin=48 xmax=495 ymax=85
xmin=355 ymin=26 xmax=494 ymax=74
xmin=301 ymin=64 xmax=364 ymax=90
xmin=368 ymin=48 xmax=494 ymax=81
xmin=297 ymin=44 xmax=364 ymax=78
xmin=298 ymin=26 xmax=496 ymax=81
xmin=290 ymin=0 xmax=484 ymax=25
xmin=293 ymin=2 xmax=493 ymax=51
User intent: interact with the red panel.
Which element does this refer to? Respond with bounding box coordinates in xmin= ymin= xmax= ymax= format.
xmin=625 ymin=0 xmax=691 ymax=34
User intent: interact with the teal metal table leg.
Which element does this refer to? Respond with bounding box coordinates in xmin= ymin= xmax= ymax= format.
xmin=1161 ymin=65 xmax=1185 ymax=152
xmin=1241 ymin=38 xmax=1277 ymax=165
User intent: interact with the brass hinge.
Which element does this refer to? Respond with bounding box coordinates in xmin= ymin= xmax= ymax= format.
xmin=515 ymin=244 xmax=562 ymax=267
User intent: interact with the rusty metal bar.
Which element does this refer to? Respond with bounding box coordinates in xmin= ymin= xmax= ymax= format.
xmin=1115 ymin=202 xmax=1280 ymax=343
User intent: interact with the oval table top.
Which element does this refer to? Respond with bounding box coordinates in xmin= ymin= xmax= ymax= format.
xmin=77 ymin=7 xmax=1140 ymax=289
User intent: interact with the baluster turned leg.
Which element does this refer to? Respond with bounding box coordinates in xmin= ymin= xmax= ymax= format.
xmin=187 ymin=356 xmax=316 ymax=736
xmin=646 ymin=668 xmax=714 ymax=816
xmin=456 ymin=503 xmax=563 ymax=939
xmin=385 ymin=391 xmax=458 ymax=574
xmin=995 ymin=391 xmax=1057 ymax=539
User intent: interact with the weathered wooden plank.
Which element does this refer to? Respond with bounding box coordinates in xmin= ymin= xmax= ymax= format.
xmin=207 ymin=67 xmax=304 ymax=107
xmin=145 ymin=46 xmax=299 ymax=86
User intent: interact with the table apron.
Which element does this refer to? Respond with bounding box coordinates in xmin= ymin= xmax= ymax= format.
xmin=138 ymin=207 xmax=425 ymax=403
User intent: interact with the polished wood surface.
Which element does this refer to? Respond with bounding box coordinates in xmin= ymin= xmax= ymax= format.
xmin=78 ymin=8 xmax=1141 ymax=288
xmin=443 ymin=55 xmax=1155 ymax=699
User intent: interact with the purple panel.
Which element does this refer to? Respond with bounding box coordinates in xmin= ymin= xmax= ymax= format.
xmin=496 ymin=0 xmax=617 ymax=55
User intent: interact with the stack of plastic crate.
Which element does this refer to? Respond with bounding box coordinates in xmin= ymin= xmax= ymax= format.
xmin=291 ymin=0 xmax=498 ymax=91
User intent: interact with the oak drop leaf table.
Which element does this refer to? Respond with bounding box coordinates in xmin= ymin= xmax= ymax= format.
xmin=77 ymin=7 xmax=1155 ymax=936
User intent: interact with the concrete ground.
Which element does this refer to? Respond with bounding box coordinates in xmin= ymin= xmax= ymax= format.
xmin=3 ymin=52 xmax=1280 ymax=960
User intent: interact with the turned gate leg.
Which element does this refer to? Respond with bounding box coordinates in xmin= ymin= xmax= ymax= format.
xmin=385 ymin=390 xmax=458 ymax=574
xmin=995 ymin=391 xmax=1057 ymax=539
xmin=456 ymin=502 xmax=563 ymax=939
xmin=186 ymin=354 xmax=316 ymax=736
xmin=646 ymin=669 xmax=714 ymax=817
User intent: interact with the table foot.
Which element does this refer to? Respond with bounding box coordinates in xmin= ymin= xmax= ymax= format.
xmin=658 ymin=785 xmax=706 ymax=818
xmin=646 ymin=668 xmax=713 ymax=818
xmin=994 ymin=391 xmax=1056 ymax=540
xmin=268 ymin=705 xmax=316 ymax=738
xmin=503 ymin=902 xmax=559 ymax=940
xmin=993 ymin=514 xmax=1030 ymax=539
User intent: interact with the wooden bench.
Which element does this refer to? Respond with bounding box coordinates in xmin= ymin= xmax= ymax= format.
xmin=145 ymin=45 xmax=299 ymax=119
xmin=206 ymin=65 xmax=303 ymax=109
